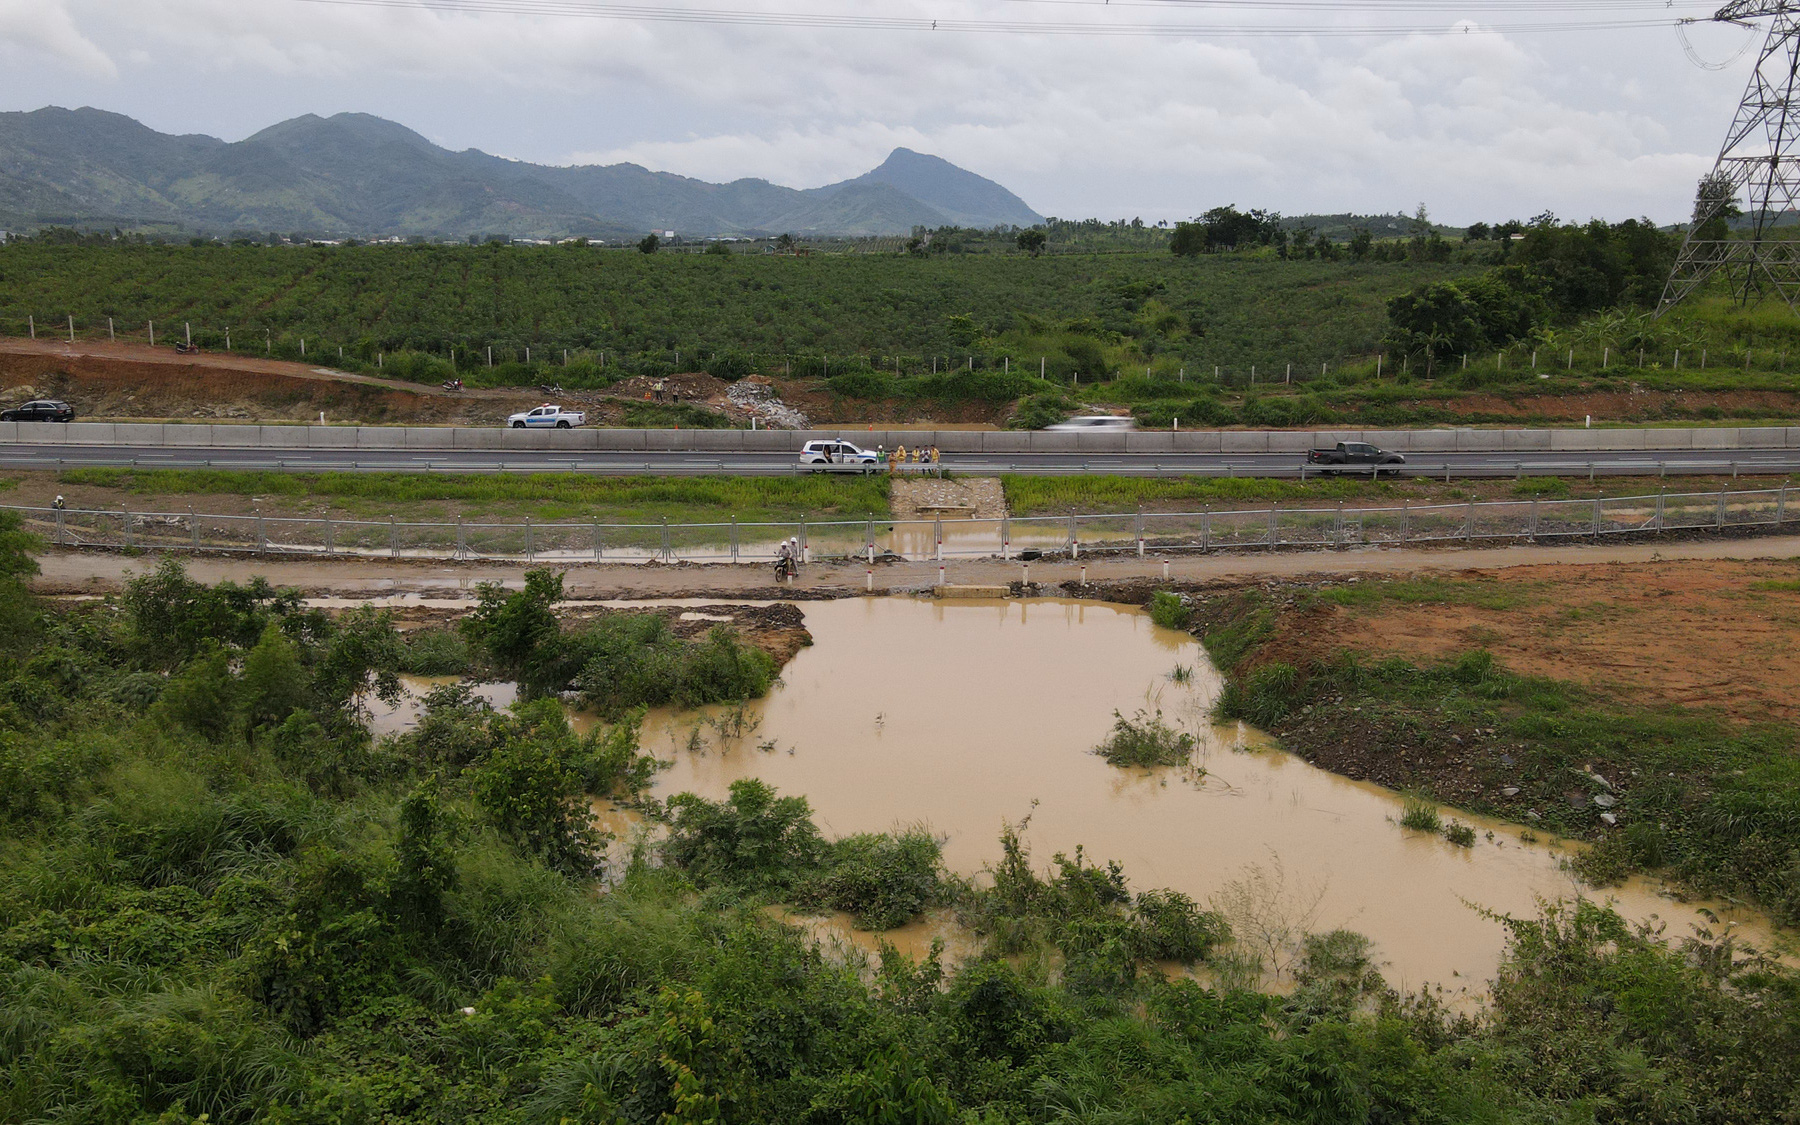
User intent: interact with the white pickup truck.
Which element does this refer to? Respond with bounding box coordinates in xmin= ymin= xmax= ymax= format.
xmin=508 ymin=404 xmax=586 ymax=429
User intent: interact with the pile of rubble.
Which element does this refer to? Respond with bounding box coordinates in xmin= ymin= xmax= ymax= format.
xmin=726 ymin=377 xmax=809 ymax=429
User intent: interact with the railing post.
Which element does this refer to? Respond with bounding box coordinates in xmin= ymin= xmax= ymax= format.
xmin=457 ymin=516 xmax=466 ymax=559
xmin=55 ymin=508 xmax=65 ymax=545
xmin=934 ymin=518 xmax=943 ymax=562
xmin=1267 ymin=506 xmax=1277 ymax=550
xmin=732 ymin=516 xmax=740 ymax=563
xmin=191 ymin=508 xmax=200 ymax=551
xmin=1201 ymin=507 xmax=1210 ymax=553
xmin=1531 ymin=498 xmax=1540 ymax=539
xmin=1716 ymin=487 xmax=1726 ymax=528
xmin=1136 ymin=510 xmax=1145 ymax=558
xmin=1400 ymin=501 xmax=1409 ymax=544
xmin=1000 ymin=517 xmax=1010 ymax=560
xmin=325 ymin=515 xmax=334 ymax=556
xmin=526 ymin=516 xmax=534 ymax=563
xmin=1069 ymin=514 xmax=1078 ymax=558
xmin=257 ymin=512 xmax=266 ymax=555
xmin=1334 ymin=502 xmax=1344 ymax=548
xmin=595 ymin=520 xmax=603 ymax=561
xmin=1655 ymin=490 xmax=1664 ymax=531
xmin=1466 ymin=499 xmax=1475 ymax=542
xmin=389 ymin=516 xmax=398 ymax=558
xmin=799 ymin=517 xmax=808 ymax=563
xmin=662 ymin=517 xmax=672 ymax=562
xmin=122 ymin=507 xmax=132 ymax=550
xmin=1780 ymin=484 xmax=1788 ymax=525
xmin=1592 ymin=498 xmax=1601 ymax=538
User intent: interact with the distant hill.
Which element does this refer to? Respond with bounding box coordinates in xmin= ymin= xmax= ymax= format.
xmin=0 ymin=107 xmax=1045 ymax=240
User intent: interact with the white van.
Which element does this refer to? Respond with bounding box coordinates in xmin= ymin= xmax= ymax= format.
xmin=1046 ymin=415 xmax=1135 ymax=432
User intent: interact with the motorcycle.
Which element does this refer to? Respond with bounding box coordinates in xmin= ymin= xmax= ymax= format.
xmin=173 ymin=342 xmax=202 ymax=355
xmin=441 ymin=379 xmax=463 ymax=391
xmin=773 ymin=556 xmax=798 ymax=581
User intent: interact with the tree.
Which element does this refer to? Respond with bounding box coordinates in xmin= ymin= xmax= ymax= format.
xmin=461 ymin=569 xmax=565 ymax=695
xmin=240 ymin=622 xmax=309 ymax=732
xmin=638 ymin=233 xmax=660 ymax=254
xmin=471 ymin=699 xmax=601 ymax=873
xmin=1169 ymin=221 xmax=1206 ymax=258
xmin=1015 ymin=229 xmax=1047 ymax=256
xmin=1691 ymin=171 xmax=1742 ymax=247
xmin=1465 ymin=222 xmax=1492 ymax=243
xmin=704 ymin=241 xmax=731 ymax=256
xmin=1348 ymin=228 xmax=1374 ymax=261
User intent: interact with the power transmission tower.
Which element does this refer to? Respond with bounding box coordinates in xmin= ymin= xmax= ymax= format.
xmin=1662 ymin=2 xmax=1800 ymax=314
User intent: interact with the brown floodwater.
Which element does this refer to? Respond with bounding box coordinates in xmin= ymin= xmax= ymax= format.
xmin=377 ymin=597 xmax=1789 ymax=992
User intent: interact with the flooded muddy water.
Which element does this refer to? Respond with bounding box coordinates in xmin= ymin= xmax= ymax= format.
xmin=626 ymin=597 xmax=1785 ymax=991
xmin=376 ymin=597 xmax=1787 ymax=991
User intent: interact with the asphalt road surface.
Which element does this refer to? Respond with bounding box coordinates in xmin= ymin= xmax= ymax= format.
xmin=3 ymin=443 xmax=1799 ymax=478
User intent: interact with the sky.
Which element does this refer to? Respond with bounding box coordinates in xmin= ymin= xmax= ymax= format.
xmin=0 ymin=0 xmax=1776 ymax=225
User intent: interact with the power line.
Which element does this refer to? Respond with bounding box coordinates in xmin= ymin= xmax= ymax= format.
xmin=292 ymin=0 xmax=1693 ymax=37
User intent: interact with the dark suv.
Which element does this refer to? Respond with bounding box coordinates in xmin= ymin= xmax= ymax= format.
xmin=1 ymin=400 xmax=75 ymax=422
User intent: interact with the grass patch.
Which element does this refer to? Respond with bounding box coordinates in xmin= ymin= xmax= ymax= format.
xmin=1092 ymin=709 xmax=1197 ymax=768
xmin=1146 ymin=590 xmax=1191 ymax=631
xmin=1750 ymin=578 xmax=1800 ymax=592
xmin=1399 ymin=800 xmax=1443 ymax=833
xmin=1511 ymin=476 xmax=1570 ymax=498
xmin=58 ymin=467 xmax=891 ymax=523
xmin=1315 ymin=577 xmax=1526 ymax=612
xmin=1002 ymin=475 xmax=1371 ymax=515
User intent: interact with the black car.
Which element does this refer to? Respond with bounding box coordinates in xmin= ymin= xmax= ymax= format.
xmin=1 ymin=400 xmax=75 ymax=422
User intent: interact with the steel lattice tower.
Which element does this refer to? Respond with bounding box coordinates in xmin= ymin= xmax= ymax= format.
xmin=1662 ymin=2 xmax=1800 ymax=313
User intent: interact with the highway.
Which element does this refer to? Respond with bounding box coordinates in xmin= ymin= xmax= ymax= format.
xmin=3 ymin=443 xmax=1800 ymax=477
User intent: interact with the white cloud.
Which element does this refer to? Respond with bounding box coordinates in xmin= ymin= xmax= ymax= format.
xmin=0 ymin=0 xmax=115 ymax=77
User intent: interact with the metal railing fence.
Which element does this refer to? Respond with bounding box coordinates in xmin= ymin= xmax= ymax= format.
xmin=7 ymin=485 xmax=1795 ymax=565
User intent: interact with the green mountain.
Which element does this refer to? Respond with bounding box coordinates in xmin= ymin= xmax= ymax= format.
xmin=0 ymin=107 xmax=1044 ymax=239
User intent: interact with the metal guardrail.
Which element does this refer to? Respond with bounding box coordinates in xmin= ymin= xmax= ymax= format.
xmin=7 ymin=485 xmax=1794 ymax=565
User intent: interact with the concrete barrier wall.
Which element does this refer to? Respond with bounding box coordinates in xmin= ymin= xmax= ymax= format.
xmin=6 ymin=420 xmax=1800 ymax=454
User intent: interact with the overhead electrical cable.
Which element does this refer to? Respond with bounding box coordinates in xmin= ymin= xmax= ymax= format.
xmin=292 ymin=0 xmax=1699 ymax=36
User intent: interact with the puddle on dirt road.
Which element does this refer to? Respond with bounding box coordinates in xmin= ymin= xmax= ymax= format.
xmin=374 ymin=598 xmax=1787 ymax=992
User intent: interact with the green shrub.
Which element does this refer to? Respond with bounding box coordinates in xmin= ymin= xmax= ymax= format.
xmin=401 ymin=627 xmax=473 ymax=675
xmin=661 ymin=778 xmax=826 ymax=892
xmin=1146 ymin=591 xmax=1191 ymax=631
xmin=797 ymin=828 xmax=946 ymax=930
xmin=1443 ymin=821 xmax=1477 ymax=847
xmin=1092 ymin=708 xmax=1196 ymax=768
xmin=1008 ymin=391 xmax=1074 ymax=430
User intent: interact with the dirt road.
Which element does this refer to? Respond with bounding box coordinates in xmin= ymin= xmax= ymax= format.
xmin=29 ymin=534 xmax=1800 ymax=599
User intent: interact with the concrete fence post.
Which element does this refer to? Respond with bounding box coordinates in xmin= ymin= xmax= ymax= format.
xmin=1466 ymin=500 xmax=1475 ymax=542
xmin=934 ymin=519 xmax=943 ymax=562
xmin=1136 ymin=511 xmax=1145 ymax=558
xmin=731 ymin=516 xmax=739 ymax=563
xmin=190 ymin=508 xmax=199 ymax=551
xmin=324 ymin=515 xmax=334 ymax=556
xmin=457 ymin=516 xmax=466 ymax=559
xmin=595 ymin=521 xmax=604 ymax=561
xmin=662 ymin=517 xmax=673 ymax=561
xmin=122 ymin=507 xmax=131 ymax=550
xmin=257 ymin=513 xmax=266 ymax=555
xmin=526 ymin=517 xmax=534 ymax=563
xmin=54 ymin=508 xmax=64 ymax=545
xmin=1656 ymin=490 xmax=1664 ymax=530
xmin=866 ymin=518 xmax=875 ymax=563
xmin=1001 ymin=517 xmax=1011 ymax=560
xmin=1780 ymin=484 xmax=1788 ymax=525
xmin=1400 ymin=501 xmax=1409 ymax=544
xmin=1716 ymin=488 xmax=1726 ymax=528
xmin=1592 ymin=498 xmax=1601 ymax=538
xmin=1531 ymin=498 xmax=1540 ymax=539
xmin=1267 ymin=506 xmax=1277 ymax=549
xmin=389 ymin=517 xmax=397 ymax=558
xmin=1334 ymin=502 xmax=1344 ymax=547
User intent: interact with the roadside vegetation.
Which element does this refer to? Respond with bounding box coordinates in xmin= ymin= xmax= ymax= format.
xmin=55 ymin=467 xmax=893 ymax=524
xmin=1194 ymin=582 xmax=1800 ymax=925
xmin=1 ymin=524 xmax=1799 ymax=1120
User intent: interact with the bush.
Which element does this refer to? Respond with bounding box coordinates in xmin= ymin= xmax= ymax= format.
xmin=1009 ymin=391 xmax=1073 ymax=430
xmin=1092 ymin=708 xmax=1195 ymax=768
xmin=401 ymin=626 xmax=474 ymax=675
xmin=1146 ymin=591 xmax=1191 ymax=631
xmin=661 ymin=778 xmax=825 ymax=892
xmin=797 ymin=828 xmax=946 ymax=930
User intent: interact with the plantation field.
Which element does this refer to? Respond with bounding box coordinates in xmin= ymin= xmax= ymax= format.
xmin=0 ymin=241 xmax=1475 ymax=380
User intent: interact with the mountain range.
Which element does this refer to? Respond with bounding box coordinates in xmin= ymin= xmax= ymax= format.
xmin=0 ymin=107 xmax=1044 ymax=240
